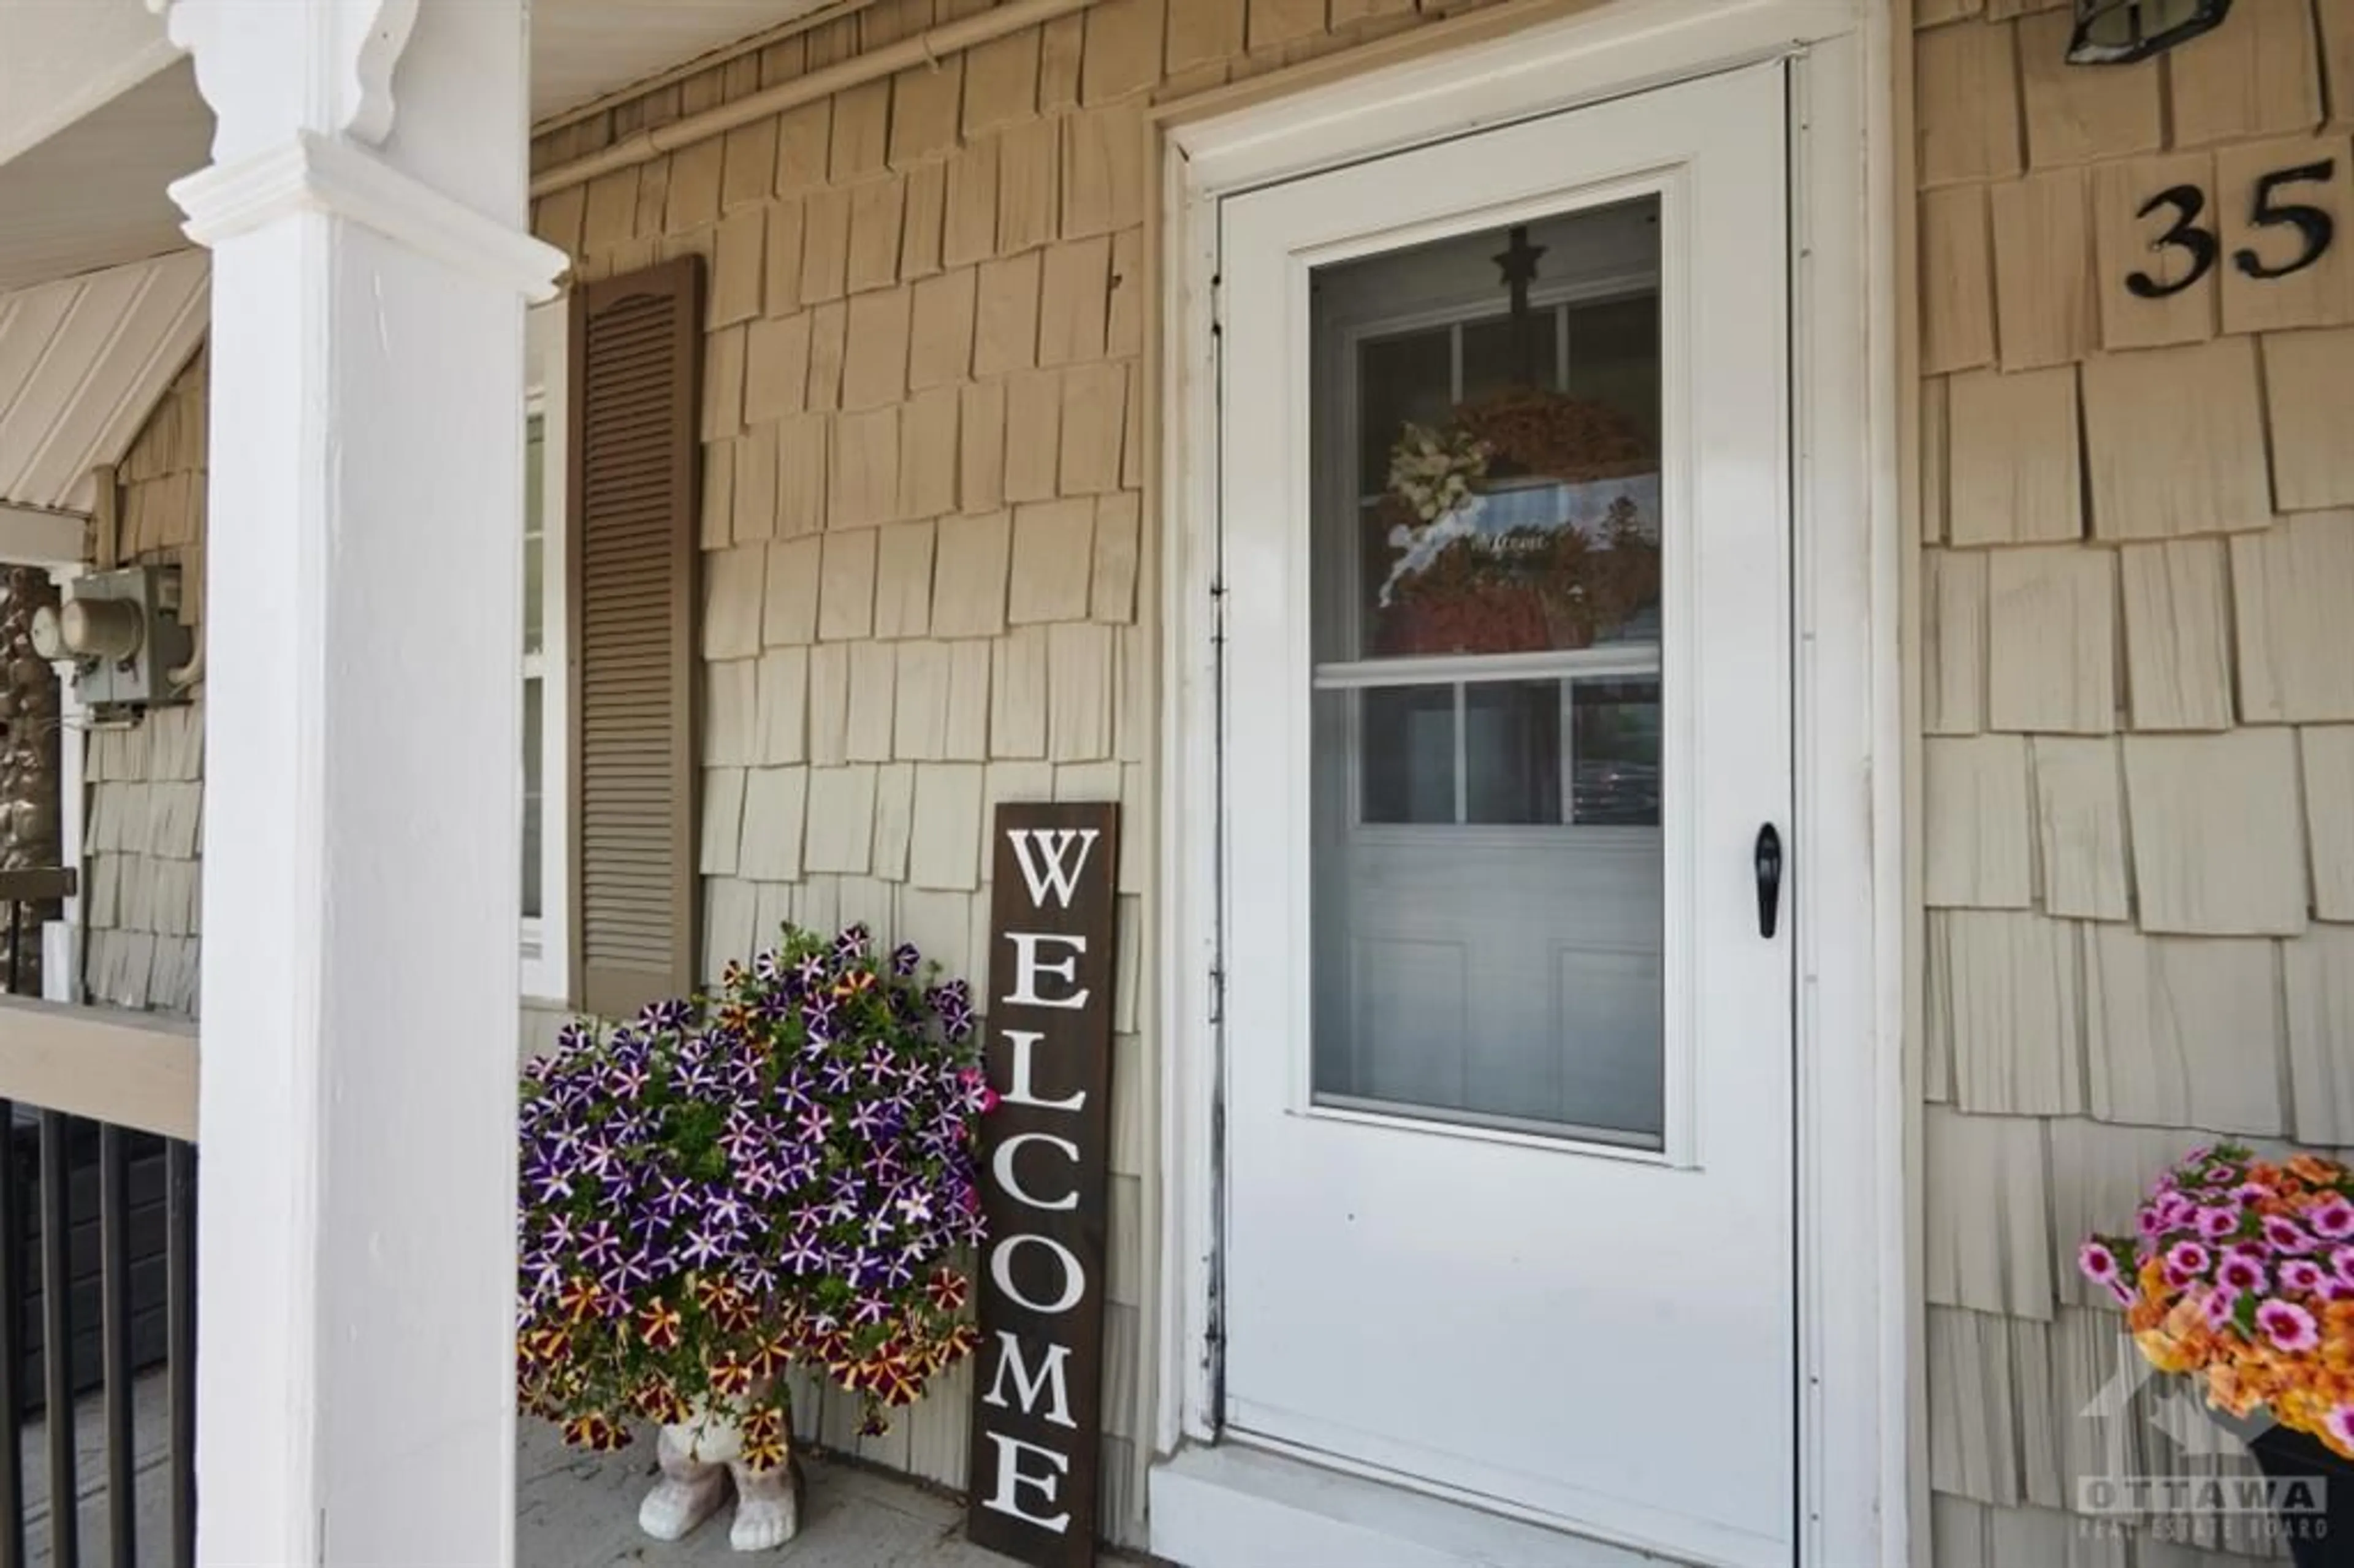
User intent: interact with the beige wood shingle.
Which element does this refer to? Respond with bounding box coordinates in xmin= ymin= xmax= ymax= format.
xmin=737 ymin=767 xmax=810 ymax=881
xmin=805 ymin=299 xmax=848 ymax=412
xmin=2085 ymin=927 xmax=2285 ymax=1135
xmin=890 ymin=59 xmax=962 ymax=167
xmin=775 ymin=102 xmax=831 ymax=197
xmin=831 ymin=406 xmax=901 ymax=528
xmin=1064 ymin=102 xmax=1143 ymax=240
xmin=702 ymin=444 xmax=736 ymax=550
xmin=1247 ymin=0 xmax=1324 ymax=51
xmin=667 ymin=140 xmax=724 ymax=235
xmin=831 ymin=80 xmax=891 ymax=183
xmin=992 ymin=626 xmax=1051 ymax=758
xmin=706 ymin=660 xmax=760 ymax=767
xmin=1923 ymin=1106 xmax=2053 ymax=1321
xmin=800 ymin=187 xmax=852 ymax=306
xmin=2263 ymin=327 xmax=2354 ymax=511
xmin=947 ymin=641 xmax=994 ymax=760
xmin=533 ymin=186 xmax=586 ymax=256
xmin=1926 ymin=549 xmax=1988 ymax=736
xmin=901 ymin=162 xmax=946 ymax=281
xmin=582 ymin=168 xmax=639 ymax=251
xmin=755 ymin=648 xmax=809 ymax=765
xmin=703 ymin=881 xmax=756 ymax=981
xmin=2167 ymin=0 xmax=2324 ymax=146
xmin=961 ymin=379 xmax=1008 ymax=512
xmin=975 ymin=252 xmax=1043 ymax=377
xmin=1921 ymin=376 xmax=1949 ymax=543
xmin=910 ymin=763 xmax=988 ymax=890
xmin=763 ymin=536 xmax=823 ymax=645
xmin=842 ymin=286 xmax=913 ymax=411
xmin=944 ymin=138 xmax=1000 ymax=269
xmin=805 ymin=766 xmax=879 ymax=874
xmin=896 ymin=887 xmax=975 ymax=988
xmin=1947 ymin=367 xmax=2080 ymax=545
xmin=2124 ymin=729 xmax=2310 ymax=934
xmin=1038 ymin=237 xmax=1113 ymax=366
xmin=2285 ymin=928 xmax=2354 ymax=1141
xmin=2119 ymin=539 xmax=2233 ymax=731
xmin=2091 ymin=153 xmax=2219 ymax=351
xmin=910 ymin=269 xmax=978 ymax=390
xmin=1083 ymin=0 xmax=1163 ymax=102
xmin=1121 ymin=359 xmax=1144 ymax=492
xmin=2031 ymin=736 xmax=2130 ymax=921
xmin=745 ymin=314 xmax=812 ymax=425
xmin=874 ymin=520 xmax=936 ymax=639
xmin=722 ymin=118 xmax=779 ymax=213
xmin=732 ymin=421 xmax=780 ymax=544
xmin=1988 ymin=170 xmax=2097 ymax=370
xmin=809 ymin=644 xmax=850 ymax=766
xmin=1002 ymin=369 xmax=1064 ymax=504
xmin=1167 ymin=0 xmax=1246 ymax=73
xmin=1049 ymin=622 xmax=1116 ymax=761
xmin=777 ymin=414 xmax=830 ymax=537
xmin=1107 ymin=228 xmax=1145 ymax=359
xmin=2303 ymin=725 xmax=2354 ymax=919
xmin=2218 ymin=136 xmax=2354 ymax=334
xmin=2233 ymin=512 xmax=2354 ymax=721
xmin=997 ymin=118 xmax=1062 ymax=254
xmin=1059 ymin=361 xmax=1129 ymax=497
xmin=1937 ymin=910 xmax=2086 ymax=1115
xmin=2327 ymin=0 xmax=2354 ymax=129
xmin=1922 ymin=185 xmax=1997 ymax=375
xmin=1926 ymin=1307 xmax=2027 ymax=1507
xmin=711 ymin=208 xmax=766 ymax=327
xmin=962 ymin=29 xmax=1040 ymax=135
xmin=895 ymin=642 xmax=953 ymax=760
xmin=872 ymin=761 xmax=915 ymax=880
xmin=1918 ymin=19 xmax=2022 ymax=186
xmin=932 ymin=510 xmax=1014 ymax=637
xmin=703 ymin=322 xmax=747 ymax=441
xmin=1116 ymin=629 xmax=1149 ymax=764
xmin=818 ymin=528 xmax=880 ymax=642
xmin=2017 ymin=9 xmax=2161 ymax=168
xmin=846 ymin=642 xmax=898 ymax=762
xmin=704 ymin=545 xmax=767 ymax=660
xmin=1008 ymin=498 xmax=1097 ymax=622
xmin=1926 ymin=736 xmax=2036 ymax=908
xmin=2082 ymin=338 xmax=2271 ymax=538
xmin=701 ymin=768 xmax=747 ymax=875
xmin=846 ymin=178 xmax=908 ymax=297
xmin=1986 ymin=547 xmax=2116 ymax=734
xmin=1092 ymin=492 xmax=1142 ymax=623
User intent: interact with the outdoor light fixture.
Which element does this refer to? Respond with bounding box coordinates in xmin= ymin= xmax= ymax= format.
xmin=2067 ymin=0 xmax=2233 ymax=64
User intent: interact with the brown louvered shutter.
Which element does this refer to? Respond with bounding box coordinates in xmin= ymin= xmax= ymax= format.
xmin=569 ymin=256 xmax=703 ymax=1019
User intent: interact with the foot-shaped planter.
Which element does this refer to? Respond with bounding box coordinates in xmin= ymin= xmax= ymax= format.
xmin=639 ymin=1414 xmax=803 ymax=1551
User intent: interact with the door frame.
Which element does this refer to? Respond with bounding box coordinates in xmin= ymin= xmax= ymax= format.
xmin=1151 ymin=2 xmax=1906 ymax=1564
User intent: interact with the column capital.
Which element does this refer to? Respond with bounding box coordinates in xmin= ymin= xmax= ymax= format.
xmin=147 ymin=0 xmax=418 ymax=153
xmin=167 ymin=130 xmax=566 ymax=302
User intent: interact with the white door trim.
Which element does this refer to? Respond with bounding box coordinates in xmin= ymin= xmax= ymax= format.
xmin=1153 ymin=1 xmax=1906 ymax=1564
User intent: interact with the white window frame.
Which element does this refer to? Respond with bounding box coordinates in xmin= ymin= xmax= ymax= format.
xmin=521 ymin=299 xmax=571 ymax=1004
xmin=1154 ymin=3 xmax=1902 ymax=1565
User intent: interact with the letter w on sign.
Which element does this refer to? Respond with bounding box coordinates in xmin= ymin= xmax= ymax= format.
xmin=967 ymin=802 xmax=1120 ymax=1568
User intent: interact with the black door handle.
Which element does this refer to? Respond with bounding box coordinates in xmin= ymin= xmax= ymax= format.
xmin=1754 ymin=823 xmax=1783 ymax=939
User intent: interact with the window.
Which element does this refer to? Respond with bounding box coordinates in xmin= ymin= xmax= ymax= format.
xmin=521 ymin=300 xmax=569 ymax=1002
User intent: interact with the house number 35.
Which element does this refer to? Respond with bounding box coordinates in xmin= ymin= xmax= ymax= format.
xmin=2126 ymin=159 xmax=2339 ymax=299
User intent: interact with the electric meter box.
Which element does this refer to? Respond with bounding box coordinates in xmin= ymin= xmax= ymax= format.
xmin=59 ymin=565 xmax=193 ymax=712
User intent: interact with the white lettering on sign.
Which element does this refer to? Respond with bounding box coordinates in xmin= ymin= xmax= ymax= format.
xmin=991 ymin=1231 xmax=1086 ymax=1315
xmin=994 ymin=1132 xmax=1081 ymax=1212
xmin=983 ymin=1330 xmax=1078 ymax=1429
xmin=980 ymin=1432 xmax=1073 ymax=1532
xmin=1004 ymin=932 xmax=1090 ymax=1010
xmin=1007 ymin=828 xmax=1102 ymax=908
xmin=1000 ymin=1029 xmax=1086 ymax=1111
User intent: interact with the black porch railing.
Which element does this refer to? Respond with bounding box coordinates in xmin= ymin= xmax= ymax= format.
xmin=0 ymin=870 xmax=197 ymax=1568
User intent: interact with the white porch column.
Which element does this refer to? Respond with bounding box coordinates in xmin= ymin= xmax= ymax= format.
xmin=147 ymin=2 xmax=563 ymax=1561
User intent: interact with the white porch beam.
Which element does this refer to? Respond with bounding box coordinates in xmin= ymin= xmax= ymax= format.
xmin=148 ymin=1 xmax=564 ymax=1562
xmin=0 ymin=503 xmax=88 ymax=569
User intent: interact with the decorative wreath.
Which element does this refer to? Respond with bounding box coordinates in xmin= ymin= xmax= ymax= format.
xmin=1376 ymin=389 xmax=1661 ymax=657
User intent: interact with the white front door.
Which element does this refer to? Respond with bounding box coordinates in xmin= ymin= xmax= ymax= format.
xmin=1218 ymin=62 xmax=1794 ymax=1568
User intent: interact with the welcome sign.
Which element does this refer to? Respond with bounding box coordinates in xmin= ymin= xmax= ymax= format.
xmin=966 ymin=802 xmax=1119 ymax=1568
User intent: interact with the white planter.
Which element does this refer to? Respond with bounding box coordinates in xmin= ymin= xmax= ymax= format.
xmin=638 ymin=1396 xmax=802 ymax=1553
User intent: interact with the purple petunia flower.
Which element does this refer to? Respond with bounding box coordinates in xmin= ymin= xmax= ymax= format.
xmin=835 ymin=924 xmax=871 ymax=961
xmin=2265 ymin=1216 xmax=2318 ymax=1255
xmin=2282 ymin=1258 xmax=2328 ymax=1293
xmin=2218 ymin=1254 xmax=2268 ymax=1294
xmin=2313 ymin=1197 xmax=2354 ymax=1241
xmin=2203 ymin=1288 xmax=2241 ymax=1330
xmin=2260 ymin=1298 xmax=2323 ymax=1352
xmin=892 ymin=943 xmax=921 ymax=977
xmin=2196 ymin=1205 xmax=2242 ymax=1241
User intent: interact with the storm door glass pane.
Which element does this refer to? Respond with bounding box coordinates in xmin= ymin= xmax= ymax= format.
xmin=1307 ymin=197 xmax=1666 ymax=1146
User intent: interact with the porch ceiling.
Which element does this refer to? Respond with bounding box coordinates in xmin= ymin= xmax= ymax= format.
xmin=0 ymin=248 xmax=207 ymax=517
xmin=0 ymin=0 xmax=846 ymax=291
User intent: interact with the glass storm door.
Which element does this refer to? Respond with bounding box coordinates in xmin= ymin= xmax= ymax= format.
xmin=1217 ymin=63 xmax=1795 ymax=1567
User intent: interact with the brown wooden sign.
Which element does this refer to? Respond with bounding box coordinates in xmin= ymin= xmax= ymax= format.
xmin=965 ymin=802 xmax=1119 ymax=1568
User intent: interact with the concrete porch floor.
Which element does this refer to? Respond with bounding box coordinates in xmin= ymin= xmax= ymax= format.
xmin=519 ymin=1420 xmax=1149 ymax=1568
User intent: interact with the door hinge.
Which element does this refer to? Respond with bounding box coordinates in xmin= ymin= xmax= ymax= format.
xmin=1208 ymin=272 xmax=1222 ymax=339
xmin=1207 ymin=964 xmax=1226 ymax=1026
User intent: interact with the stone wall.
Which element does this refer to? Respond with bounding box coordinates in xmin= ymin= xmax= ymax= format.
xmin=1913 ymin=1 xmax=2354 ymax=1562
